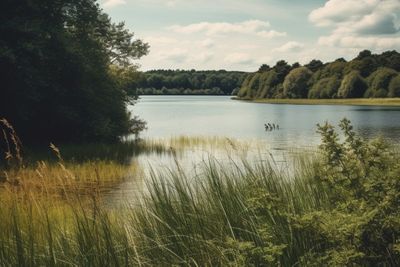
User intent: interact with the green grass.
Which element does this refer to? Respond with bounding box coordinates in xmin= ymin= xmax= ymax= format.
xmin=0 ymin=150 xmax=325 ymax=266
xmin=233 ymin=97 xmax=400 ymax=106
xmin=0 ymin=120 xmax=399 ymax=266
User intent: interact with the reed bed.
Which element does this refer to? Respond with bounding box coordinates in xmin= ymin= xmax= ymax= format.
xmin=0 ymin=119 xmax=399 ymax=266
xmin=0 ymin=152 xmax=325 ymax=266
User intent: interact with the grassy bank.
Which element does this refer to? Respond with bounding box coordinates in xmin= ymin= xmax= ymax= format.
xmin=233 ymin=97 xmax=400 ymax=106
xmin=0 ymin=120 xmax=400 ymax=266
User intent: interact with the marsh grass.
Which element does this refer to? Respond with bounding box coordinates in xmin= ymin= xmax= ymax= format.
xmin=1 ymin=160 xmax=140 ymax=199
xmin=0 ymin=150 xmax=323 ymax=266
xmin=0 ymin=120 xmax=399 ymax=266
xmin=128 ymin=151 xmax=337 ymax=266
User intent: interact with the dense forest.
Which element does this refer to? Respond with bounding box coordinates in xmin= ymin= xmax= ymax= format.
xmin=0 ymin=0 xmax=148 ymax=144
xmin=238 ymin=50 xmax=400 ymax=99
xmin=137 ymin=70 xmax=248 ymax=95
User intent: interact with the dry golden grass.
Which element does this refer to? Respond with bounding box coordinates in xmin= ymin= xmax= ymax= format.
xmin=1 ymin=160 xmax=139 ymax=199
xmin=146 ymin=135 xmax=267 ymax=153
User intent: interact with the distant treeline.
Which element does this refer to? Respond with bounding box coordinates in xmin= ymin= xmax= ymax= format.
xmin=238 ymin=50 xmax=400 ymax=99
xmin=137 ymin=70 xmax=248 ymax=95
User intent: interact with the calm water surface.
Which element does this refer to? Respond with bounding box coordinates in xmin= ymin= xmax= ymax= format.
xmin=108 ymin=96 xmax=400 ymax=204
xmin=130 ymin=95 xmax=400 ymax=146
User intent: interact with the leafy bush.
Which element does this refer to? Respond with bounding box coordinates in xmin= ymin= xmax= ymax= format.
xmin=297 ymin=119 xmax=400 ymax=265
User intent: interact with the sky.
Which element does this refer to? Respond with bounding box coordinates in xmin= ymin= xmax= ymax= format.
xmin=101 ymin=0 xmax=400 ymax=71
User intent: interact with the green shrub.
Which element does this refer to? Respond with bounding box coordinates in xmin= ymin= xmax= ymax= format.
xmin=299 ymin=119 xmax=400 ymax=265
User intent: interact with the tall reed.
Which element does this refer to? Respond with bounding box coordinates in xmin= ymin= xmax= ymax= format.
xmin=0 ymin=119 xmax=399 ymax=266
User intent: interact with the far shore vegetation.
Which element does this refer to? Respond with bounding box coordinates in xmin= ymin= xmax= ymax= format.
xmin=233 ymin=97 xmax=400 ymax=106
xmin=135 ymin=50 xmax=400 ymax=103
xmin=136 ymin=70 xmax=247 ymax=96
xmin=238 ymin=50 xmax=400 ymax=101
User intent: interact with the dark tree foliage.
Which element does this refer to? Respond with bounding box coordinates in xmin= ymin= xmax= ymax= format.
xmin=291 ymin=62 xmax=301 ymax=69
xmin=138 ymin=70 xmax=247 ymax=95
xmin=335 ymin=57 xmax=347 ymax=62
xmin=356 ymin=49 xmax=372 ymax=60
xmin=257 ymin=64 xmax=271 ymax=73
xmin=379 ymin=50 xmax=400 ymax=71
xmin=238 ymin=50 xmax=400 ymax=100
xmin=0 ymin=0 xmax=148 ymax=143
xmin=273 ymin=60 xmax=291 ymax=83
xmin=305 ymin=59 xmax=324 ymax=72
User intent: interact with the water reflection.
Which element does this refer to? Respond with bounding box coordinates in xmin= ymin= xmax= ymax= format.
xmin=130 ymin=96 xmax=400 ymax=145
xmin=106 ymin=96 xmax=400 ymax=204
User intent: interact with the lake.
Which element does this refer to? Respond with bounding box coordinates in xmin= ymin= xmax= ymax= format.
xmin=106 ymin=95 xmax=400 ymax=204
xmin=130 ymin=95 xmax=400 ymax=146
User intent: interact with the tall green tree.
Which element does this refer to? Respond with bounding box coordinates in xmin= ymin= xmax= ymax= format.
xmin=0 ymin=0 xmax=148 ymax=143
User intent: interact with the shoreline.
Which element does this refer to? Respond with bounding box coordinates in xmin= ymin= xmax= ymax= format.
xmin=232 ymin=97 xmax=400 ymax=106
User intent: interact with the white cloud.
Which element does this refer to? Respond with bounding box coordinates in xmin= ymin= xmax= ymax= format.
xmin=166 ymin=0 xmax=179 ymax=7
xmin=310 ymin=0 xmax=400 ymax=50
xmin=257 ymin=30 xmax=287 ymax=38
xmin=224 ymin=53 xmax=255 ymax=65
xmin=168 ymin=20 xmax=286 ymax=38
xmin=138 ymin=19 xmax=287 ymax=70
xmin=145 ymin=36 xmax=178 ymax=46
xmin=193 ymin=52 xmax=214 ymax=63
xmin=310 ymin=0 xmax=400 ymax=34
xmin=201 ymin=39 xmax=215 ymax=48
xmin=319 ymin=35 xmax=400 ymax=50
xmin=273 ymin=41 xmax=304 ymax=53
xmin=309 ymin=0 xmax=377 ymax=27
xmin=159 ymin=49 xmax=188 ymax=63
xmin=102 ymin=0 xmax=126 ymax=8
